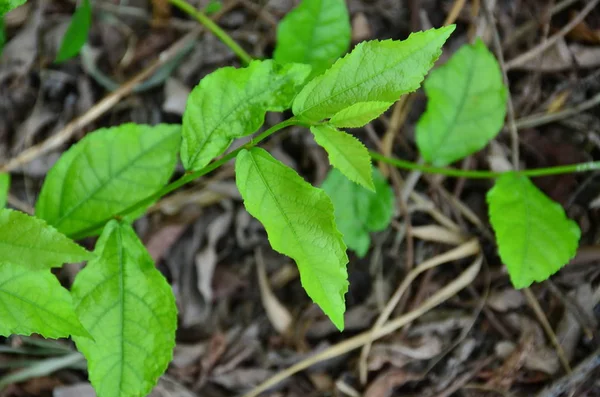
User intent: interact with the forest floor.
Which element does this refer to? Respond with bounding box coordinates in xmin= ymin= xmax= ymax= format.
xmin=1 ymin=0 xmax=600 ymax=396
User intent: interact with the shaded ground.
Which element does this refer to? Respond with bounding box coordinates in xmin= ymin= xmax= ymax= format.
xmin=1 ymin=0 xmax=600 ymax=396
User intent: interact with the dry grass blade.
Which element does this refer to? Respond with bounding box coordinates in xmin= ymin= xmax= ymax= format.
xmin=411 ymin=225 xmax=469 ymax=245
xmin=505 ymin=0 xmax=600 ymax=70
xmin=242 ymin=254 xmax=483 ymax=397
xmin=255 ymin=248 xmax=292 ymax=334
xmin=358 ymin=239 xmax=481 ymax=384
xmin=0 ymin=29 xmax=201 ymax=173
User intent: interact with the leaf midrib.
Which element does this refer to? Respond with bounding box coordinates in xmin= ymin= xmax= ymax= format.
xmin=54 ymin=131 xmax=176 ymax=231
xmin=248 ymin=151 xmax=335 ymax=304
xmin=296 ymin=34 xmax=445 ymax=119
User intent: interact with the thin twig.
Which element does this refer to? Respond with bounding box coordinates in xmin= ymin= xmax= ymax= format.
xmin=358 ymin=240 xmax=481 ymax=383
xmin=523 ymin=287 xmax=572 ymax=374
xmin=505 ymin=0 xmax=600 ymax=70
xmin=515 ymin=92 xmax=600 ymax=130
xmin=0 ymin=29 xmax=201 ymax=173
xmin=243 ymin=255 xmax=482 ymax=397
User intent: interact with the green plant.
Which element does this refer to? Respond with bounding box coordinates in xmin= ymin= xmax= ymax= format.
xmin=0 ymin=0 xmax=598 ymax=396
xmin=55 ymin=0 xmax=92 ymax=62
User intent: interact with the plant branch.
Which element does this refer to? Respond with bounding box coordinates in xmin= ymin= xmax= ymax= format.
xmin=168 ymin=0 xmax=253 ymax=65
xmin=69 ymin=118 xmax=299 ymax=240
xmin=370 ymin=151 xmax=600 ymax=179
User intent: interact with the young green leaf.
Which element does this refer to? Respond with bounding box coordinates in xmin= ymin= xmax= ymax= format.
xmin=416 ymin=39 xmax=508 ymax=166
xmin=322 ymin=168 xmax=394 ymax=257
xmin=310 ymin=125 xmax=374 ymax=190
xmin=329 ymin=101 xmax=394 ymax=128
xmin=0 ymin=209 xmax=90 ymax=270
xmin=487 ymin=173 xmax=580 ymax=288
xmin=181 ymin=60 xmax=311 ymax=171
xmin=36 ymin=123 xmax=180 ymax=238
xmin=55 ymin=0 xmax=91 ymax=62
xmin=292 ymin=25 xmax=455 ymax=123
xmin=0 ymin=173 xmax=9 ymax=208
xmin=0 ymin=0 xmax=26 ymax=17
xmin=236 ymin=148 xmax=348 ymax=330
xmin=0 ymin=263 xmax=89 ymax=338
xmin=274 ymin=0 xmax=350 ymax=77
xmin=72 ymin=220 xmax=177 ymax=397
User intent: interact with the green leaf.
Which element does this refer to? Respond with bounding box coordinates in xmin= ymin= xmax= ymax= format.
xmin=181 ymin=60 xmax=311 ymax=171
xmin=0 ymin=173 xmax=9 ymax=208
xmin=0 ymin=18 xmax=5 ymax=57
xmin=416 ymin=39 xmax=507 ymax=166
xmin=0 ymin=263 xmax=90 ymax=338
xmin=487 ymin=173 xmax=580 ymax=289
xmin=72 ymin=220 xmax=177 ymax=397
xmin=0 ymin=209 xmax=90 ymax=270
xmin=274 ymin=0 xmax=350 ymax=77
xmin=55 ymin=0 xmax=91 ymax=62
xmin=292 ymin=25 xmax=455 ymax=123
xmin=322 ymin=167 xmax=394 ymax=257
xmin=203 ymin=0 xmax=222 ymax=14
xmin=0 ymin=0 xmax=26 ymax=17
xmin=310 ymin=124 xmax=374 ymax=190
xmin=329 ymin=101 xmax=393 ymax=128
xmin=235 ymin=148 xmax=348 ymax=330
xmin=36 ymin=123 xmax=180 ymax=238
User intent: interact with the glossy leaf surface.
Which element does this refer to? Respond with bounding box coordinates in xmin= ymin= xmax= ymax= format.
xmin=36 ymin=123 xmax=180 ymax=238
xmin=72 ymin=221 xmax=177 ymax=397
xmin=487 ymin=173 xmax=580 ymax=288
xmin=236 ymin=148 xmax=348 ymax=330
xmin=416 ymin=39 xmax=507 ymax=166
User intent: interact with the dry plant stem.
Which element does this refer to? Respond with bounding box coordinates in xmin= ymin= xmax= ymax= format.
xmin=358 ymin=239 xmax=481 ymax=384
xmin=0 ymin=29 xmax=201 ymax=173
xmin=502 ymin=0 xmax=580 ymax=49
xmin=505 ymin=0 xmax=600 ymax=70
xmin=523 ymin=287 xmax=572 ymax=374
xmin=515 ymin=92 xmax=600 ymax=130
xmin=481 ymin=0 xmax=520 ymax=169
xmin=168 ymin=0 xmax=253 ymax=64
xmin=242 ymin=254 xmax=483 ymax=397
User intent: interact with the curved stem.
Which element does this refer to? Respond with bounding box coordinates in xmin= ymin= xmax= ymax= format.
xmin=69 ymin=118 xmax=299 ymax=240
xmin=168 ymin=0 xmax=253 ymax=65
xmin=371 ymin=151 xmax=600 ymax=179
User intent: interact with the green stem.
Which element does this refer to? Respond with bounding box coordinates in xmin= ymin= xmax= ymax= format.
xmin=69 ymin=118 xmax=299 ymax=240
xmin=168 ymin=0 xmax=254 ymax=65
xmin=370 ymin=151 xmax=600 ymax=179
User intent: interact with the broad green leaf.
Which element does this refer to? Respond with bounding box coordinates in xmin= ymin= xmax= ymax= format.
xmin=181 ymin=60 xmax=311 ymax=171
xmin=36 ymin=123 xmax=180 ymax=238
xmin=72 ymin=220 xmax=177 ymax=397
xmin=0 ymin=173 xmax=9 ymax=208
xmin=322 ymin=168 xmax=394 ymax=257
xmin=236 ymin=148 xmax=348 ymax=330
xmin=274 ymin=0 xmax=350 ymax=77
xmin=55 ymin=0 xmax=91 ymax=62
xmin=0 ymin=209 xmax=90 ymax=270
xmin=416 ymin=39 xmax=507 ymax=166
xmin=329 ymin=101 xmax=393 ymax=128
xmin=310 ymin=124 xmax=374 ymax=190
xmin=292 ymin=25 xmax=455 ymax=123
xmin=487 ymin=173 xmax=580 ymax=289
xmin=0 ymin=262 xmax=89 ymax=338
xmin=0 ymin=0 xmax=26 ymax=17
